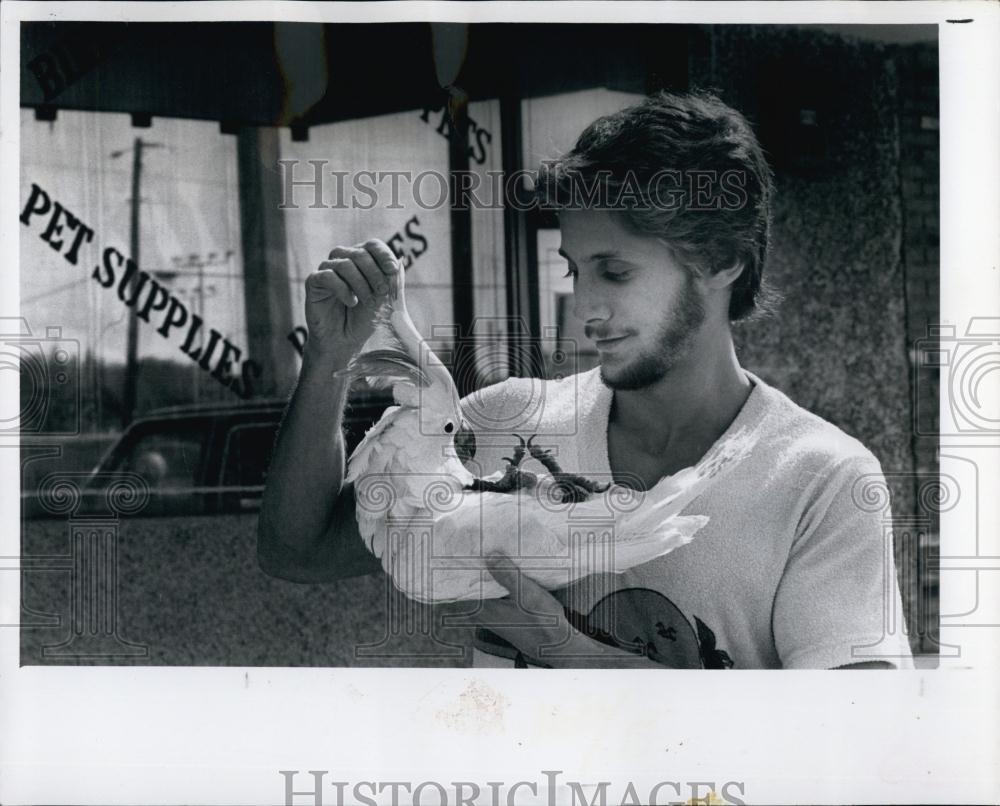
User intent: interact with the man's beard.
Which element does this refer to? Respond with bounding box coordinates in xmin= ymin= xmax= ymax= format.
xmin=598 ymin=274 xmax=706 ymax=391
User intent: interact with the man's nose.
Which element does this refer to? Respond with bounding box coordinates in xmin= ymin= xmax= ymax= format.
xmin=571 ymin=281 xmax=611 ymax=324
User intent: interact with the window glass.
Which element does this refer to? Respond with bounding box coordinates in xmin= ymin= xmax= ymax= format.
xmin=521 ymin=88 xmax=645 ymax=170
xmin=20 ymin=109 xmax=246 ymax=435
xmin=119 ymin=428 xmax=206 ymax=489
xmin=221 ymin=423 xmax=278 ymax=488
xmin=466 ymin=98 xmax=509 ymax=385
xmin=279 ymin=108 xmax=453 ymax=373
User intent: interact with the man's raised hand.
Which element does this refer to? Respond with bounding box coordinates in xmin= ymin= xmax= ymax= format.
xmin=304 ymin=239 xmax=400 ymax=365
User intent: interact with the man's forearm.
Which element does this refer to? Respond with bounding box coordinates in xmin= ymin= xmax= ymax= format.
xmin=260 ymin=347 xmax=353 ymax=553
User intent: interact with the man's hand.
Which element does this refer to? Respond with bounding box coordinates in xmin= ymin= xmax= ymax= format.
xmin=481 ymin=553 xmax=664 ymax=669
xmin=304 ymin=239 xmax=400 ymax=364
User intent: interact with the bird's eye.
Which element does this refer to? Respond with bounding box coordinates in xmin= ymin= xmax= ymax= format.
xmin=444 ymin=421 xmax=455 ymax=434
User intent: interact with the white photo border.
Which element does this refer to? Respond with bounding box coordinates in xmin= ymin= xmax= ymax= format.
xmin=1 ymin=2 xmax=998 ymax=804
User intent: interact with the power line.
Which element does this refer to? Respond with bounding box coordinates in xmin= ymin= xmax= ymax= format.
xmin=21 ymin=276 xmax=92 ymax=305
xmin=146 ymin=270 xmax=246 ymax=281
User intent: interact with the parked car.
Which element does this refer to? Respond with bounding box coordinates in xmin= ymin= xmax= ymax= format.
xmin=22 ymin=391 xmax=394 ymax=519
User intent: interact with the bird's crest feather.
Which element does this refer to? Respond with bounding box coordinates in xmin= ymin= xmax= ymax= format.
xmin=338 ymin=348 xmax=431 ymax=390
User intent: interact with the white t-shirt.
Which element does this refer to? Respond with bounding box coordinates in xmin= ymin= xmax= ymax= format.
xmin=460 ymin=367 xmax=914 ymax=669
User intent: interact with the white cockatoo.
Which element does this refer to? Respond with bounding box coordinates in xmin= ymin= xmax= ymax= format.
xmin=338 ymin=261 xmax=755 ymax=604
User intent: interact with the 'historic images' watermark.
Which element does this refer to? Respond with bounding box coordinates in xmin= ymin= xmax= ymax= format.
xmin=277 ymin=161 xmax=750 ymax=214
xmin=278 ymin=769 xmax=748 ymax=806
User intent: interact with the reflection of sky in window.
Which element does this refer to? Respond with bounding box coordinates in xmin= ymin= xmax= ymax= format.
xmin=522 ymin=88 xmax=644 ymax=169
xmin=279 ymin=107 xmax=454 ymax=344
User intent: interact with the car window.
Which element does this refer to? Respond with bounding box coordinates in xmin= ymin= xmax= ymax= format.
xmin=120 ymin=431 xmax=206 ymax=490
xmin=221 ymin=422 xmax=278 ymax=488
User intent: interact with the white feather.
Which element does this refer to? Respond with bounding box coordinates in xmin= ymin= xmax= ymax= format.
xmin=356 ymin=426 xmax=757 ymax=603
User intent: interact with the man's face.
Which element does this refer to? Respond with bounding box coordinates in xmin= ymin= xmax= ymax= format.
xmin=558 ymin=210 xmax=707 ymax=391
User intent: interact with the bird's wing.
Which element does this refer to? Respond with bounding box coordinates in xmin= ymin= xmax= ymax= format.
xmin=348 ymin=406 xmax=417 ymax=556
xmin=345 ymin=404 xmax=406 ymax=485
xmin=383 ymin=492 xmax=512 ymax=603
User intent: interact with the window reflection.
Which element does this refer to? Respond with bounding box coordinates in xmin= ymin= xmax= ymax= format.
xmin=120 ymin=430 xmax=206 ymax=489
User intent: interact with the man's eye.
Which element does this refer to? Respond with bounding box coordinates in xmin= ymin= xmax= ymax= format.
xmin=597 ymin=259 xmax=630 ymax=282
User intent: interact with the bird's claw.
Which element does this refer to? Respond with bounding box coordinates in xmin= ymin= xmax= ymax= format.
xmin=503 ymin=434 xmax=528 ymax=468
xmin=525 ymin=435 xmax=564 ymax=475
xmin=492 ymin=434 xmax=612 ymax=503
xmin=551 ymin=479 xmax=587 ymax=504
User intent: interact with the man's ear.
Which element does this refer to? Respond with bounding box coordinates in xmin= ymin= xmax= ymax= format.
xmin=703 ymin=261 xmax=744 ymax=291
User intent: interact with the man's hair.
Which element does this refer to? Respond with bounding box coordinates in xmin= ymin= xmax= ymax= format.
xmin=535 ymin=90 xmax=776 ymax=321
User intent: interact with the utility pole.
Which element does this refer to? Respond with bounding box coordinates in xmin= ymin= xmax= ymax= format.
xmin=121 ymin=138 xmax=143 ymax=428
xmin=196 ymin=255 xmax=207 ymax=403
xmin=113 ymin=137 xmax=162 ymax=428
xmin=236 ymin=127 xmax=295 ymax=398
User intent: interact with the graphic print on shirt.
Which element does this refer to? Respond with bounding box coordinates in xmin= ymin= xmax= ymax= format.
xmin=565 ymin=587 xmax=734 ymax=669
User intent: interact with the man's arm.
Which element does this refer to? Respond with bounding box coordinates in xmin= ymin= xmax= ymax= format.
xmin=257 ymin=348 xmax=381 ymax=582
xmin=256 ymin=240 xmax=399 ymax=583
xmin=773 ymin=454 xmax=914 ymax=670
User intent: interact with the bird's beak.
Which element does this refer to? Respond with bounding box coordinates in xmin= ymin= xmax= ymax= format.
xmin=455 ymin=423 xmax=477 ymax=465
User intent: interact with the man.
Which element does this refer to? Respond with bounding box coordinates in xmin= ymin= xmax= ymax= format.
xmin=257 ymin=90 xmax=913 ymax=670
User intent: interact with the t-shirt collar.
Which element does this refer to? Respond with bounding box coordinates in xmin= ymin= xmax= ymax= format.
xmin=582 ymin=367 xmax=766 ymax=479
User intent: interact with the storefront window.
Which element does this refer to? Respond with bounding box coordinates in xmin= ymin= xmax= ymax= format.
xmin=19 ymin=109 xmax=245 ymax=434
xmin=279 ymin=108 xmax=453 ymax=360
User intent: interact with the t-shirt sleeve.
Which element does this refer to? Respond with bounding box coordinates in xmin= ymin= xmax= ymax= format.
xmin=772 ymin=454 xmax=915 ymax=669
